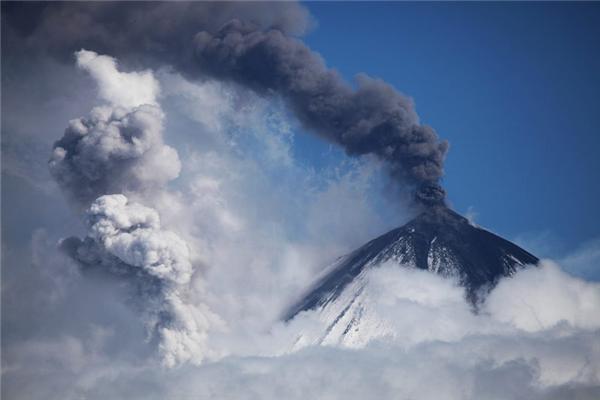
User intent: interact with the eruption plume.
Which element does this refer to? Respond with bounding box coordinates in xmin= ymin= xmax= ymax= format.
xmin=6 ymin=2 xmax=450 ymax=206
xmin=49 ymin=50 xmax=217 ymax=366
xmin=194 ymin=20 xmax=449 ymax=204
xmin=60 ymin=194 xmax=219 ymax=366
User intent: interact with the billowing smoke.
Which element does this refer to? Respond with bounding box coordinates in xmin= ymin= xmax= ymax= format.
xmin=49 ymin=50 xmax=180 ymax=207
xmin=193 ymin=20 xmax=449 ymax=203
xmin=60 ymin=194 xmax=219 ymax=367
xmin=1 ymin=2 xmax=311 ymax=69
xmin=48 ymin=50 xmax=217 ymax=366
xmin=6 ymin=2 xmax=448 ymax=206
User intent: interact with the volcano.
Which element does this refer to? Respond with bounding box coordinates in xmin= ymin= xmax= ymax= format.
xmin=284 ymin=205 xmax=539 ymax=327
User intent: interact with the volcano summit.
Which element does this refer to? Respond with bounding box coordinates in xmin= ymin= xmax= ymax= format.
xmin=284 ymin=205 xmax=539 ymax=326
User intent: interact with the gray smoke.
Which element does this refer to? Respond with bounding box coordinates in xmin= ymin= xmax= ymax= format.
xmin=5 ymin=2 xmax=449 ymax=205
xmin=193 ymin=20 xmax=449 ymax=201
xmin=48 ymin=104 xmax=180 ymax=206
xmin=48 ymin=50 xmax=180 ymax=207
xmin=1 ymin=2 xmax=310 ymax=69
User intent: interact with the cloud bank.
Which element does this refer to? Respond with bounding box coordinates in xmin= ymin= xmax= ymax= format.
xmin=3 ymin=260 xmax=600 ymax=400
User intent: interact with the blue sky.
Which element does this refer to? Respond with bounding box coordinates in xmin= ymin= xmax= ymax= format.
xmin=295 ymin=2 xmax=600 ymax=253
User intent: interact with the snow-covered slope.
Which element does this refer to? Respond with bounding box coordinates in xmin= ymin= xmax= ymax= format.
xmin=284 ymin=206 xmax=539 ymax=346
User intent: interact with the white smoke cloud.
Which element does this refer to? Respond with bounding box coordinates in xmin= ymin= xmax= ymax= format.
xmin=82 ymin=194 xmax=193 ymax=285
xmin=63 ymin=194 xmax=222 ymax=367
xmin=486 ymin=260 xmax=600 ymax=332
xmin=48 ymin=51 xmax=218 ymax=367
xmin=49 ymin=50 xmax=180 ymax=206
xmin=75 ymin=49 xmax=160 ymax=108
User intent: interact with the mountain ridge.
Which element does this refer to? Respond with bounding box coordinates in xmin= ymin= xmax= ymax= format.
xmin=284 ymin=206 xmax=539 ymax=322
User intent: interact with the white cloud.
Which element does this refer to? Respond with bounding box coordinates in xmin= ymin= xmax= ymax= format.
xmin=486 ymin=260 xmax=600 ymax=331
xmin=84 ymin=194 xmax=193 ymax=285
xmin=4 ymin=260 xmax=600 ymax=400
xmin=75 ymin=50 xmax=160 ymax=108
xmin=63 ymin=194 xmax=222 ymax=367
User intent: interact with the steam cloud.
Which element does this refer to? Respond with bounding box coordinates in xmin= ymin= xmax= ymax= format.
xmin=61 ymin=194 xmax=218 ymax=367
xmin=49 ymin=50 xmax=215 ymax=366
xmin=5 ymin=257 xmax=600 ymax=399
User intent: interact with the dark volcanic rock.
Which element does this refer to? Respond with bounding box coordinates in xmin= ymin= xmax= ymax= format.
xmin=285 ymin=206 xmax=538 ymax=320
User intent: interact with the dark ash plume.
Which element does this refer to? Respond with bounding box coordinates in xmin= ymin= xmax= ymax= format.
xmin=1 ymin=2 xmax=311 ymax=70
xmin=5 ymin=2 xmax=450 ymax=205
xmin=193 ymin=20 xmax=449 ymax=203
xmin=415 ymin=183 xmax=447 ymax=207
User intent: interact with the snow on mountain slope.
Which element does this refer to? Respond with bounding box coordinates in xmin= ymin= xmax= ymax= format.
xmin=284 ymin=206 xmax=539 ymax=347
